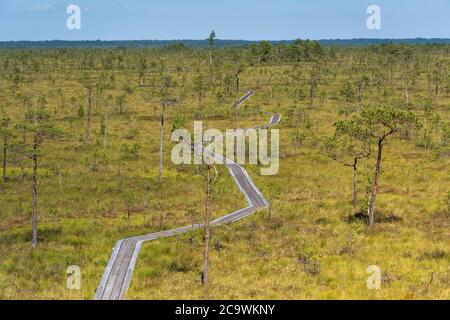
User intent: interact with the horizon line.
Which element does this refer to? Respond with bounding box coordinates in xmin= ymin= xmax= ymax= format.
xmin=1 ymin=37 xmax=450 ymax=43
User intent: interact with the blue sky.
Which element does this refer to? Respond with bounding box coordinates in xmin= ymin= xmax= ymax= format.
xmin=0 ymin=0 xmax=449 ymax=41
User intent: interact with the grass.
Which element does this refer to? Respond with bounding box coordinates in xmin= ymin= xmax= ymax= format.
xmin=0 ymin=47 xmax=449 ymax=299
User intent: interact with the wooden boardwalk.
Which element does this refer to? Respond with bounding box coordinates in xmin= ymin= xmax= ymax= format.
xmin=94 ymin=107 xmax=281 ymax=300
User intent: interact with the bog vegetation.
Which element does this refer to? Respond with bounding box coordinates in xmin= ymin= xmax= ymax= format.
xmin=0 ymin=39 xmax=449 ymax=299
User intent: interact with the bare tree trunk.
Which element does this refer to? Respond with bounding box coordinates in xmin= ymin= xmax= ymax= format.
xmin=356 ymin=83 xmax=362 ymax=107
xmin=84 ymin=88 xmax=92 ymax=145
xmin=20 ymin=157 xmax=24 ymax=180
xmin=234 ymin=107 xmax=238 ymax=133
xmin=352 ymin=158 xmax=358 ymax=213
xmin=308 ymin=85 xmax=314 ymax=109
xmin=403 ymin=60 xmax=409 ymax=106
xmin=404 ymin=86 xmax=409 ymax=106
xmin=104 ymin=104 xmax=109 ymax=148
xmin=234 ymin=75 xmax=240 ymax=132
xmin=234 ymin=77 xmax=240 ymax=158
xmin=159 ymin=105 xmax=165 ymax=183
xmin=368 ymin=139 xmax=384 ymax=226
xmin=225 ymin=78 xmax=230 ymax=97
xmin=202 ymin=165 xmax=212 ymax=287
xmin=21 ymin=128 xmax=25 ymax=180
xmin=31 ymin=138 xmax=38 ymax=249
xmin=2 ymin=138 xmax=7 ymax=182
xmin=57 ymin=163 xmax=62 ymax=190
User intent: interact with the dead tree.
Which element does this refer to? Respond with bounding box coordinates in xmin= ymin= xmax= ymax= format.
xmin=0 ymin=111 xmax=12 ymax=182
xmin=158 ymin=77 xmax=177 ymax=183
xmin=103 ymin=103 xmax=109 ymax=148
xmin=308 ymin=67 xmax=320 ymax=109
xmin=402 ymin=48 xmax=413 ymax=106
xmin=84 ymin=86 xmax=93 ymax=145
xmin=25 ymin=108 xmax=61 ymax=249
xmin=200 ymin=160 xmax=218 ymax=287
xmin=234 ymin=65 xmax=243 ymax=131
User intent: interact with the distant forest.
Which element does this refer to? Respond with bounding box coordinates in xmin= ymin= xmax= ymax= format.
xmin=1 ymin=38 xmax=450 ymax=49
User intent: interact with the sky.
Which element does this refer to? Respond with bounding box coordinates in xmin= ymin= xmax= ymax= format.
xmin=0 ymin=0 xmax=449 ymax=41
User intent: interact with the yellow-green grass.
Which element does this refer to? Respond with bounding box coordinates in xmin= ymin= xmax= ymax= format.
xmin=0 ymin=50 xmax=449 ymax=299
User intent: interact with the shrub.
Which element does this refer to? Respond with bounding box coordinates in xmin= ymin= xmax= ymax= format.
xmin=120 ymin=143 xmax=141 ymax=160
xmin=297 ymin=238 xmax=321 ymax=275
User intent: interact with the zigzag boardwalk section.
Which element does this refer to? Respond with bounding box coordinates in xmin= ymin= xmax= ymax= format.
xmin=94 ymin=110 xmax=281 ymax=300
